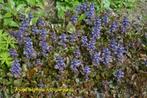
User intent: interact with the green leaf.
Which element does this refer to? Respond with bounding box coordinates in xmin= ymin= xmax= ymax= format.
xmin=0 ymin=0 xmax=3 ymax=3
xmin=102 ymin=0 xmax=110 ymax=9
xmin=0 ymin=51 xmax=12 ymax=66
xmin=26 ymin=0 xmax=36 ymax=6
xmin=14 ymin=79 xmax=22 ymax=87
xmin=66 ymin=22 xmax=76 ymax=33
xmin=79 ymin=14 xmax=86 ymax=21
xmin=4 ymin=18 xmax=19 ymax=27
xmin=16 ymin=4 xmax=26 ymax=11
xmin=10 ymin=20 xmax=19 ymax=27
xmin=30 ymin=17 xmax=39 ymax=25
xmin=8 ymin=0 xmax=15 ymax=9
xmin=4 ymin=18 xmax=12 ymax=26
xmin=4 ymin=12 xmax=12 ymax=18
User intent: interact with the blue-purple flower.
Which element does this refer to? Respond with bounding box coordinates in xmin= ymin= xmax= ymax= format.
xmin=37 ymin=18 xmax=45 ymax=27
xmin=59 ymin=33 xmax=67 ymax=42
xmin=40 ymin=40 xmax=51 ymax=56
xmin=40 ymin=29 xmax=47 ymax=39
xmin=11 ymin=59 xmax=21 ymax=77
xmin=110 ymin=39 xmax=118 ymax=51
xmin=70 ymin=16 xmax=77 ymax=24
xmin=87 ymin=38 xmax=96 ymax=51
xmin=58 ymin=33 xmax=67 ymax=47
xmin=110 ymin=21 xmax=117 ymax=32
xmin=84 ymin=66 xmax=91 ymax=76
xmin=50 ymin=32 xmax=57 ymax=42
xmin=23 ymin=37 xmax=36 ymax=59
xmin=28 ymin=13 xmax=33 ymax=20
xmin=86 ymin=3 xmax=95 ymax=19
xmin=81 ymin=35 xmax=88 ymax=46
xmin=91 ymin=17 xmax=101 ymax=39
xmin=103 ymin=14 xmax=109 ymax=25
xmin=76 ymin=3 xmax=87 ymax=14
xmin=114 ymin=69 xmax=124 ymax=80
xmin=69 ymin=33 xmax=76 ymax=43
xmin=122 ymin=17 xmax=129 ymax=33
xmin=32 ymin=25 xmax=40 ymax=35
xmin=92 ymin=52 xmax=101 ymax=66
xmin=71 ymin=59 xmax=82 ymax=72
xmin=19 ymin=19 xmax=30 ymax=32
xmin=102 ymin=48 xmax=111 ymax=65
xmin=55 ymin=56 xmax=66 ymax=71
xmin=74 ymin=48 xmax=81 ymax=58
xmin=9 ymin=49 xmax=18 ymax=58
xmin=115 ymin=44 xmax=125 ymax=62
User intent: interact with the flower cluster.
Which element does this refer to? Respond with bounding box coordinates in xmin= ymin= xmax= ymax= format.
xmin=92 ymin=52 xmax=101 ymax=66
xmin=102 ymin=48 xmax=112 ymax=65
xmin=7 ymin=2 xmax=146 ymax=97
xmin=55 ymin=56 xmax=66 ymax=71
xmin=86 ymin=3 xmax=95 ymax=19
xmin=71 ymin=59 xmax=82 ymax=72
xmin=122 ymin=16 xmax=129 ymax=33
xmin=9 ymin=3 xmax=144 ymax=86
xmin=23 ymin=37 xmax=36 ymax=59
xmin=114 ymin=69 xmax=124 ymax=80
xmin=9 ymin=48 xmax=21 ymax=77
xmin=11 ymin=59 xmax=21 ymax=77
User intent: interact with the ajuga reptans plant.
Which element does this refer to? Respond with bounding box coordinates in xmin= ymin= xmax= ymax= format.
xmin=9 ymin=2 xmax=147 ymax=97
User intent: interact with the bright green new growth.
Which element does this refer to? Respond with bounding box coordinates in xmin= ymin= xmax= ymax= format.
xmin=0 ymin=30 xmax=16 ymax=67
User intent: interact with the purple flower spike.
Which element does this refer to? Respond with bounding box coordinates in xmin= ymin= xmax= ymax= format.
xmin=74 ymin=48 xmax=81 ymax=58
xmin=58 ymin=33 xmax=67 ymax=47
xmin=115 ymin=69 xmax=124 ymax=80
xmin=110 ymin=21 xmax=117 ymax=32
xmin=32 ymin=25 xmax=40 ymax=35
xmin=91 ymin=17 xmax=101 ymax=39
xmin=11 ymin=59 xmax=21 ymax=77
xmin=122 ymin=17 xmax=129 ymax=33
xmin=81 ymin=36 xmax=88 ymax=46
xmin=59 ymin=33 xmax=67 ymax=42
xmin=71 ymin=16 xmax=77 ymax=24
xmin=23 ymin=37 xmax=36 ymax=59
xmin=69 ymin=33 xmax=76 ymax=43
xmin=76 ymin=3 xmax=87 ymax=14
xmin=86 ymin=3 xmax=95 ymax=19
xmin=40 ymin=29 xmax=47 ymax=39
xmin=87 ymin=38 xmax=96 ymax=51
xmin=103 ymin=14 xmax=109 ymax=25
xmin=110 ymin=39 xmax=118 ymax=51
xmin=71 ymin=59 xmax=82 ymax=72
xmin=92 ymin=52 xmax=101 ymax=66
xmin=40 ymin=40 xmax=51 ymax=56
xmin=102 ymin=48 xmax=111 ymax=65
xmin=55 ymin=56 xmax=66 ymax=71
xmin=50 ymin=32 xmax=57 ymax=42
xmin=9 ymin=49 xmax=18 ymax=58
xmin=28 ymin=13 xmax=33 ymax=20
xmin=116 ymin=44 xmax=125 ymax=62
xmin=37 ymin=18 xmax=45 ymax=27
xmin=84 ymin=66 xmax=91 ymax=75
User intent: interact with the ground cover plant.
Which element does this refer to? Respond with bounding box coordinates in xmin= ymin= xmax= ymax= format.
xmin=3 ymin=2 xmax=146 ymax=97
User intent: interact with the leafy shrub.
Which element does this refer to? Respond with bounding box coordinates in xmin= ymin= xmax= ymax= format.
xmin=0 ymin=30 xmax=16 ymax=68
xmin=0 ymin=0 xmax=45 ymax=30
xmin=4 ymin=2 xmax=147 ymax=98
xmin=56 ymin=0 xmax=137 ymax=19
